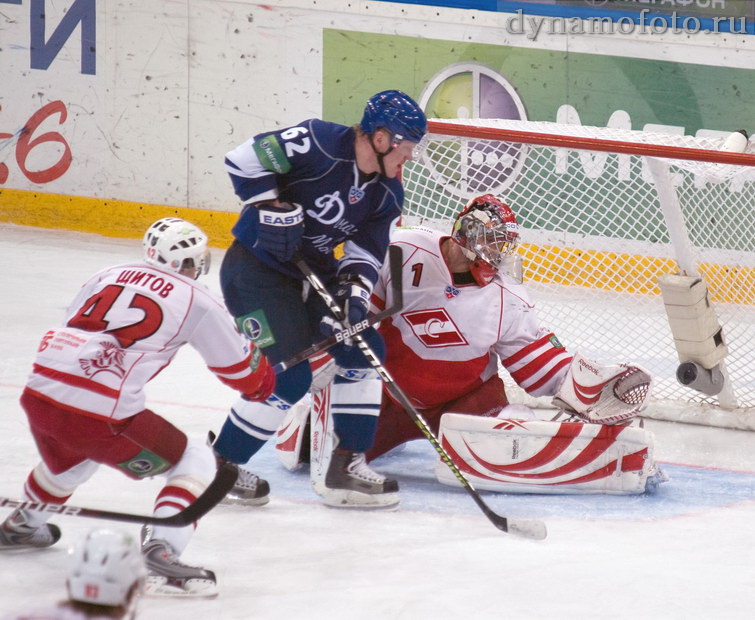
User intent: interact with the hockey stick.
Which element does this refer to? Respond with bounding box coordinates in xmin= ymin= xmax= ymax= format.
xmin=273 ymin=244 xmax=404 ymax=374
xmin=295 ymin=258 xmax=547 ymax=541
xmin=0 ymin=461 xmax=239 ymax=527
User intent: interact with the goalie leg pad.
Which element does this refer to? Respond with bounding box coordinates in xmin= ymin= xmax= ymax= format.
xmin=274 ymin=394 xmax=312 ymax=472
xmin=436 ymin=413 xmax=660 ymax=495
xmin=310 ymin=351 xmax=337 ymax=392
xmin=309 ymin=386 xmax=335 ymax=488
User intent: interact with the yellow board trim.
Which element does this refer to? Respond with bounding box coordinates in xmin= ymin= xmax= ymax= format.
xmin=520 ymin=243 xmax=755 ymax=306
xmin=2 ymin=189 xmax=752 ymax=305
xmin=0 ymin=188 xmax=237 ymax=248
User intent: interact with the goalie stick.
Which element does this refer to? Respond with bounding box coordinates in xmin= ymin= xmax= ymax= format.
xmin=0 ymin=460 xmax=239 ymax=527
xmin=273 ymin=245 xmax=404 ymax=375
xmin=295 ymin=257 xmax=547 ymax=541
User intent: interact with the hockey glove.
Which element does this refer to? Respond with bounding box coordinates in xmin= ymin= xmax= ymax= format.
xmin=318 ymin=275 xmax=372 ymax=346
xmin=334 ymin=274 xmax=372 ymax=326
xmin=256 ymin=201 xmax=304 ymax=262
xmin=552 ymin=353 xmax=653 ymax=425
xmin=242 ymin=351 xmax=276 ymax=402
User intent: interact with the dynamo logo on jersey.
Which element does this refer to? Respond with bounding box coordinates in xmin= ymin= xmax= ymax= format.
xmin=307 ymin=192 xmax=345 ymax=225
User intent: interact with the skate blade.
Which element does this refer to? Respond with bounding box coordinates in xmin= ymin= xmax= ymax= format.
xmin=220 ymin=493 xmax=270 ymax=507
xmin=144 ymin=575 xmax=219 ymax=598
xmin=313 ymin=484 xmax=400 ymax=510
xmin=0 ymin=544 xmax=58 ymax=552
xmin=323 ymin=501 xmax=400 ymax=512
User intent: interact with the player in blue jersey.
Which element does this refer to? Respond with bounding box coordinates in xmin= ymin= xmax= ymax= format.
xmin=211 ymin=90 xmax=427 ymax=508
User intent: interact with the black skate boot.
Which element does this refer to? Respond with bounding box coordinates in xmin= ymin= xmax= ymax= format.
xmin=207 ymin=431 xmax=270 ymax=506
xmin=221 ymin=467 xmax=271 ymax=506
xmin=315 ymin=449 xmax=400 ymax=509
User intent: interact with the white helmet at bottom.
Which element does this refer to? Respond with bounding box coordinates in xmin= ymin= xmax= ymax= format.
xmin=67 ymin=528 xmax=146 ymax=608
xmin=143 ymin=217 xmax=210 ymax=278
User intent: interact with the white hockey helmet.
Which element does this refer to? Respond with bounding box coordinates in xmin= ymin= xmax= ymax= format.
xmin=67 ymin=528 xmax=146 ymax=608
xmin=143 ymin=217 xmax=210 ymax=278
xmin=451 ymin=194 xmax=520 ymax=286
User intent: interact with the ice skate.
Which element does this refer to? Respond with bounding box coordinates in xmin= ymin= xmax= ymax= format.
xmin=221 ymin=466 xmax=270 ymax=506
xmin=207 ymin=430 xmax=270 ymax=506
xmin=314 ymin=449 xmax=400 ymax=509
xmin=0 ymin=510 xmax=61 ymax=550
xmin=142 ymin=537 xmax=218 ymax=598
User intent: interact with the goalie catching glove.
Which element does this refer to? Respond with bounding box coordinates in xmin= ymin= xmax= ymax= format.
xmin=552 ymin=353 xmax=653 ymax=425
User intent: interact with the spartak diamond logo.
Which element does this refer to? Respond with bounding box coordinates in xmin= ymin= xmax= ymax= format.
xmin=402 ymin=308 xmax=468 ymax=348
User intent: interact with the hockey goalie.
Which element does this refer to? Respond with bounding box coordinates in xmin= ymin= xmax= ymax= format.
xmin=276 ymin=194 xmax=666 ymax=503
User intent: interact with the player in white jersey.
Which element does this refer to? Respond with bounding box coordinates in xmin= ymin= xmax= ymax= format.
xmin=4 ymin=528 xmax=146 ymax=620
xmin=368 ymin=194 xmax=651 ymax=458
xmin=367 ymin=196 xmax=568 ymax=458
xmin=0 ymin=218 xmax=275 ymax=598
xmin=279 ymin=195 xmax=657 ymax=500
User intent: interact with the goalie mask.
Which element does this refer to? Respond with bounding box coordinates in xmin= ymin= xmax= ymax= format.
xmin=143 ymin=217 xmax=210 ymax=279
xmin=67 ymin=528 xmax=146 ymax=608
xmin=451 ymin=194 xmax=520 ymax=286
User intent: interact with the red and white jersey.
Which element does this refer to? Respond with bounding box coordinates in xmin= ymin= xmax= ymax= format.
xmin=372 ymin=227 xmax=572 ymax=409
xmin=26 ymin=262 xmax=260 ymax=421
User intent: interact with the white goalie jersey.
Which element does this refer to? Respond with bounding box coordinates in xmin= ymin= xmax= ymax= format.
xmin=372 ymin=227 xmax=572 ymax=409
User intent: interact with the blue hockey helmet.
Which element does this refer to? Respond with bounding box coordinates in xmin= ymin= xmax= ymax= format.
xmin=360 ymin=90 xmax=427 ymax=145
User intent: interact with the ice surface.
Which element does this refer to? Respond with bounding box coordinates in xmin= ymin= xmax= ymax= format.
xmin=1 ymin=224 xmax=753 ymax=619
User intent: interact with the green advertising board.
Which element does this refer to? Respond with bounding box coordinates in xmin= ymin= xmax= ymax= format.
xmin=322 ymin=29 xmax=755 ymax=134
xmin=322 ymin=28 xmax=755 ymax=258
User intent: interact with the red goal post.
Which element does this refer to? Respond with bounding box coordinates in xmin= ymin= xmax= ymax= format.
xmin=401 ymin=118 xmax=755 ymax=431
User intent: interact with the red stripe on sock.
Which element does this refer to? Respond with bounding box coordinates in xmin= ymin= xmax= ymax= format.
xmin=24 ymin=471 xmax=71 ymax=504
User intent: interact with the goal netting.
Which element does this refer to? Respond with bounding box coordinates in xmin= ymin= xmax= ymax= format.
xmin=401 ymin=119 xmax=755 ymax=431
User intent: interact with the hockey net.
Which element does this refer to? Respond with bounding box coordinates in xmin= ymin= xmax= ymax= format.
xmin=401 ymin=119 xmax=755 ymax=431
